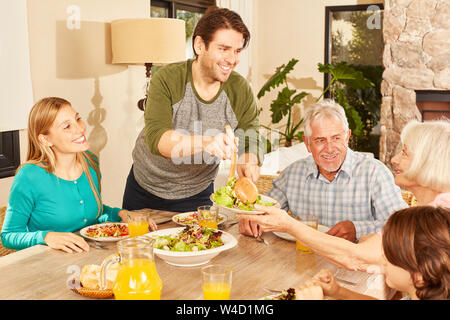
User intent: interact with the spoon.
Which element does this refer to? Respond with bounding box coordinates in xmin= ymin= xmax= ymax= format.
xmin=225 ymin=125 xmax=237 ymax=181
xmin=224 ymin=125 xmax=259 ymax=205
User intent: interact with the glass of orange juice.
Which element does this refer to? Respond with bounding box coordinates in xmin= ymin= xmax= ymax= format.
xmin=201 ymin=264 xmax=232 ymax=300
xmin=197 ymin=205 xmax=219 ymax=229
xmin=296 ymin=214 xmax=318 ymax=254
xmin=128 ymin=211 xmax=149 ymax=237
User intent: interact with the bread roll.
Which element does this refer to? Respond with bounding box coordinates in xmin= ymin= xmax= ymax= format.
xmin=80 ymin=263 xmax=119 ymax=290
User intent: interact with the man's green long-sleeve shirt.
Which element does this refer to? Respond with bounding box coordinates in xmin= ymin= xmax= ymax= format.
xmin=132 ymin=59 xmax=264 ymax=199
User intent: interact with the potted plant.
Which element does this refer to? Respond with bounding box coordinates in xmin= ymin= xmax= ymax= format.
xmin=257 ymin=59 xmax=308 ymax=147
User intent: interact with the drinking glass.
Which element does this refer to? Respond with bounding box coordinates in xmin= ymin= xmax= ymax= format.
xmin=201 ymin=264 xmax=232 ymax=300
xmin=197 ymin=205 xmax=219 ymax=229
xmin=296 ymin=214 xmax=318 ymax=254
xmin=128 ymin=211 xmax=149 ymax=237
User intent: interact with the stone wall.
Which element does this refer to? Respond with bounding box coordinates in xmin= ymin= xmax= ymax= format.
xmin=380 ymin=0 xmax=450 ymax=169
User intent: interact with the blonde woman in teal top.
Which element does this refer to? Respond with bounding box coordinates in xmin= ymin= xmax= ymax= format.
xmin=1 ymin=97 xmax=157 ymax=253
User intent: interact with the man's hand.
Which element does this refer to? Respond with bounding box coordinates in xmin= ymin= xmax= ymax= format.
xmin=204 ymin=132 xmax=238 ymax=160
xmin=237 ymin=152 xmax=260 ymax=182
xmin=326 ymin=220 xmax=356 ymax=242
xmin=238 ymin=219 xmax=263 ymax=237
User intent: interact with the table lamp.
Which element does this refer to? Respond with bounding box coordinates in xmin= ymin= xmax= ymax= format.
xmin=111 ymin=18 xmax=186 ymax=111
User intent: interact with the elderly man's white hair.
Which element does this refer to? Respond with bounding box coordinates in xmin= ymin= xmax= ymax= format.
xmin=303 ymin=99 xmax=349 ymax=139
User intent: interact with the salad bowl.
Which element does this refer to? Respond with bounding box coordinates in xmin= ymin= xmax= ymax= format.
xmin=144 ymin=227 xmax=238 ymax=267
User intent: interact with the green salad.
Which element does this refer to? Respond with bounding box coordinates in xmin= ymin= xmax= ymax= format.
xmin=153 ymin=225 xmax=224 ymax=252
xmin=212 ymin=177 xmax=275 ymax=211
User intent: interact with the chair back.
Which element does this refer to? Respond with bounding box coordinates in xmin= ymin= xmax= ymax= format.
xmin=0 ymin=206 xmax=16 ymax=256
xmin=255 ymin=175 xmax=277 ymax=195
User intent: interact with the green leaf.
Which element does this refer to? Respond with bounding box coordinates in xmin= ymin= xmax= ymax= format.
xmin=291 ymin=91 xmax=309 ymax=104
xmin=270 ymin=87 xmax=296 ymax=123
xmin=320 ymin=62 xmax=374 ymax=90
xmin=294 ymin=131 xmax=304 ymax=143
xmin=257 ymin=58 xmax=299 ymax=99
xmin=336 ymin=88 xmax=364 ymax=137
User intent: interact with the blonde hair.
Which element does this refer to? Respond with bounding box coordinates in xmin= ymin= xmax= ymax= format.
xmin=20 ymin=97 xmax=103 ymax=217
xmin=401 ymin=119 xmax=450 ymax=192
xmin=303 ymin=99 xmax=349 ymax=139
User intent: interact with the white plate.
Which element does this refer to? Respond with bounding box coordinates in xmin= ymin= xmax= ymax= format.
xmin=171 ymin=211 xmax=226 ymax=227
xmin=145 ymin=227 xmax=237 ymax=267
xmin=210 ymin=194 xmax=281 ymax=215
xmin=79 ymin=222 xmax=129 ymax=242
xmin=273 ymin=225 xmax=330 ymax=242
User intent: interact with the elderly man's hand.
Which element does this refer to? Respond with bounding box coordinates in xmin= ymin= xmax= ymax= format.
xmin=326 ymin=220 xmax=356 ymax=242
xmin=238 ymin=219 xmax=262 ymax=237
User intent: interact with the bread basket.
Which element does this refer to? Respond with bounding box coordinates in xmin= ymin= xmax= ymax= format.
xmin=71 ymin=285 xmax=114 ymax=299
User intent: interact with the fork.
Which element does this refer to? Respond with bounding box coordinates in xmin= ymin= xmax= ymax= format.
xmin=87 ymin=241 xmax=106 ymax=250
xmin=263 ymin=287 xmax=283 ymax=295
xmin=256 ymin=234 xmax=269 ymax=246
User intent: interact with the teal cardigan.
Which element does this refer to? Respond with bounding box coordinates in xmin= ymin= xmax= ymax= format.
xmin=1 ymin=163 xmax=121 ymax=250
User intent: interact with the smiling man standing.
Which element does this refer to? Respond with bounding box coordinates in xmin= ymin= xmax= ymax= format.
xmin=240 ymin=99 xmax=407 ymax=242
xmin=122 ymin=7 xmax=264 ymax=212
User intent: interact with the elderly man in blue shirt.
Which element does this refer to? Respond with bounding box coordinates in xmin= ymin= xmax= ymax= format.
xmin=239 ymin=99 xmax=407 ymax=242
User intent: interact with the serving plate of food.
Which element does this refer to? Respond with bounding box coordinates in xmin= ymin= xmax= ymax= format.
xmin=145 ymin=226 xmax=237 ymax=267
xmin=261 ymin=288 xmax=297 ymax=300
xmin=172 ymin=211 xmax=226 ymax=227
xmin=211 ymin=177 xmax=280 ymax=215
xmin=80 ymin=222 xmax=129 ymax=242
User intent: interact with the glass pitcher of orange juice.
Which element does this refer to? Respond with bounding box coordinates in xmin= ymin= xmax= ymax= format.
xmin=100 ymin=237 xmax=162 ymax=300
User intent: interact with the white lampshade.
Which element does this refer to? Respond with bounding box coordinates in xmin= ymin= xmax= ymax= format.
xmin=111 ymin=18 xmax=186 ymax=64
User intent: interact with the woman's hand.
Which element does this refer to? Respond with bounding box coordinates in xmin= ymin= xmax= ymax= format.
xmin=311 ymin=269 xmax=341 ymax=298
xmin=237 ymin=204 xmax=295 ymax=233
xmin=44 ymin=232 xmax=90 ymax=253
xmin=118 ymin=210 xmax=158 ymax=231
xmin=294 ymin=281 xmax=324 ymax=300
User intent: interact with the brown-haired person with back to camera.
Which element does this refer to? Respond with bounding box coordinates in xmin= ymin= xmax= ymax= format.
xmin=122 ymin=7 xmax=264 ymax=213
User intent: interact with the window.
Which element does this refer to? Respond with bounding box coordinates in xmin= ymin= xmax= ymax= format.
xmin=0 ymin=131 xmax=20 ymax=178
xmin=324 ymin=4 xmax=384 ymax=158
xmin=151 ymin=0 xmax=215 ymax=59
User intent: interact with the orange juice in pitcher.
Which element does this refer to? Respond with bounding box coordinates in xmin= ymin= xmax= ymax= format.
xmin=100 ymin=238 xmax=162 ymax=300
xmin=113 ymin=258 xmax=162 ymax=300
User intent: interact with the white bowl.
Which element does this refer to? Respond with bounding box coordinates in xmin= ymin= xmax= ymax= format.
xmin=145 ymin=227 xmax=237 ymax=267
xmin=210 ymin=194 xmax=281 ymax=215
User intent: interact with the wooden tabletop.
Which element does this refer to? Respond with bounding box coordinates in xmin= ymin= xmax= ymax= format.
xmin=0 ymin=211 xmax=394 ymax=300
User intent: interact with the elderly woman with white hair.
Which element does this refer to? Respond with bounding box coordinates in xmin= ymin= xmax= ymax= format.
xmin=239 ymin=105 xmax=449 ymax=272
xmin=391 ymin=120 xmax=450 ymax=207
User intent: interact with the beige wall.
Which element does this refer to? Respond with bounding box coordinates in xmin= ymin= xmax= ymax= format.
xmin=0 ymin=0 xmax=383 ymax=206
xmin=0 ymin=0 xmax=150 ymax=206
xmin=254 ymin=0 xmax=383 ymax=133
